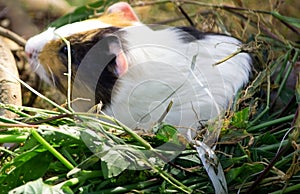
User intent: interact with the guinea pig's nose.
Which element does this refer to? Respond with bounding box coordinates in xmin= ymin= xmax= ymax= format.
xmin=24 ymin=44 xmax=34 ymax=59
xmin=25 ymin=51 xmax=32 ymax=59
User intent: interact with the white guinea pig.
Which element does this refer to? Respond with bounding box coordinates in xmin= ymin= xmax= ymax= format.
xmin=25 ymin=2 xmax=252 ymax=138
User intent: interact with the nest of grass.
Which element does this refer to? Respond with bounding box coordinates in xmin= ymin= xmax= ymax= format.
xmin=0 ymin=0 xmax=299 ymax=193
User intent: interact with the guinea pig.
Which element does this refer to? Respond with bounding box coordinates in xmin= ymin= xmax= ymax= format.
xmin=25 ymin=2 xmax=252 ymax=138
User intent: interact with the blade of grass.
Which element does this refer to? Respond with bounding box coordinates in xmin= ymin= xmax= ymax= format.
xmin=0 ymin=146 xmax=18 ymax=156
xmin=271 ymin=49 xmax=299 ymax=108
xmin=247 ymin=114 xmax=295 ymax=132
xmin=60 ymin=147 xmax=78 ymax=167
xmin=112 ymin=118 xmax=152 ymax=150
xmin=0 ymin=135 xmax=28 ymax=143
xmin=152 ymin=165 xmax=193 ymax=193
xmin=0 ymin=102 xmax=31 ymax=117
xmin=0 ymin=103 xmax=61 ymax=115
xmin=273 ymin=50 xmax=291 ymax=85
xmin=0 ymin=116 xmax=28 ymax=124
xmin=94 ymin=178 xmax=160 ymax=194
xmin=58 ymin=35 xmax=73 ymax=112
xmin=31 ymin=128 xmax=74 ymax=170
xmin=269 ymin=183 xmax=300 ymax=194
xmin=247 ymin=67 xmax=271 ymax=127
xmin=57 ymin=170 xmax=102 ymax=188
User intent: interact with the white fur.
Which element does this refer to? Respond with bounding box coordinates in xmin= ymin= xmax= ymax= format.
xmin=104 ymin=26 xmax=251 ymax=137
xmin=25 ymin=21 xmax=251 ymax=138
xmin=54 ymin=20 xmax=112 ymax=37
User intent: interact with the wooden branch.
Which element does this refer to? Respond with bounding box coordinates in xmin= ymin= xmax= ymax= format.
xmin=0 ymin=26 xmax=26 ymax=47
xmin=0 ymin=37 xmax=22 ymax=119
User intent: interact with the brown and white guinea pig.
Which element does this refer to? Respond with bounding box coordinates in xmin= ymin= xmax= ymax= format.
xmin=25 ymin=2 xmax=252 ymax=138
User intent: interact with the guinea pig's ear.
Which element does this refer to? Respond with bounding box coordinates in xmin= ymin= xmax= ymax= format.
xmin=107 ymin=36 xmax=128 ymax=77
xmin=107 ymin=2 xmax=139 ymax=22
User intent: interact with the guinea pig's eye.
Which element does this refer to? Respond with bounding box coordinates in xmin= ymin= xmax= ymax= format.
xmin=59 ymin=45 xmax=73 ymax=57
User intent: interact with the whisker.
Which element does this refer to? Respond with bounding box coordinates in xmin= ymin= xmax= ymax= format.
xmin=47 ymin=65 xmax=56 ymax=87
xmin=31 ymin=62 xmax=41 ymax=72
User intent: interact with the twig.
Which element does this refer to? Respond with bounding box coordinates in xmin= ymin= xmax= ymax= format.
xmin=279 ymin=19 xmax=300 ymax=35
xmin=157 ymin=13 xmax=196 ymax=25
xmin=173 ymin=1 xmax=194 ymax=26
xmin=26 ymin=113 xmax=74 ymax=125
xmin=225 ymin=9 xmax=285 ymax=44
xmin=0 ymin=26 xmax=26 ymax=47
xmin=0 ymin=123 xmax=39 ymax=128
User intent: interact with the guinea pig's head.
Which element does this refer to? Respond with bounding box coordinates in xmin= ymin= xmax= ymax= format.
xmin=25 ymin=2 xmax=140 ymax=104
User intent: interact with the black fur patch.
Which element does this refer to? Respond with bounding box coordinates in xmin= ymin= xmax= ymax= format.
xmin=175 ymin=26 xmax=205 ymax=42
xmin=58 ymin=27 xmax=121 ymax=106
xmin=175 ymin=26 xmax=232 ymax=43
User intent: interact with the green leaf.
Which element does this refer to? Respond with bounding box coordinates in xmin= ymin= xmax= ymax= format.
xmin=81 ymin=129 xmax=144 ymax=179
xmin=101 ymin=148 xmax=131 ymax=178
xmin=226 ymin=163 xmax=264 ymax=184
xmin=231 ymin=107 xmax=250 ymax=128
xmin=100 ymin=144 xmax=150 ymax=179
xmin=8 ymin=178 xmax=65 ymax=194
xmin=259 ymin=132 xmax=278 ymax=145
xmin=220 ymin=129 xmax=251 ymax=144
xmin=271 ymin=11 xmax=300 ymax=28
xmin=49 ymin=0 xmax=120 ymax=28
xmin=176 ymin=151 xmax=201 ymax=165
xmin=0 ymin=150 xmax=52 ymax=193
xmin=156 ymin=124 xmax=179 ymax=143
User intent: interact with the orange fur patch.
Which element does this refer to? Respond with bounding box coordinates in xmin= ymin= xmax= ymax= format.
xmin=96 ymin=13 xmax=136 ymax=27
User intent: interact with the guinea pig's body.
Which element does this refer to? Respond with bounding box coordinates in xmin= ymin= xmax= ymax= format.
xmin=25 ymin=2 xmax=252 ymax=138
